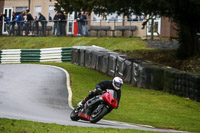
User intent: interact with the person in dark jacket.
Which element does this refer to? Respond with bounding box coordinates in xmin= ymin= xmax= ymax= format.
xmin=3 ymin=14 xmax=11 ymax=34
xmin=61 ymin=12 xmax=66 ymax=35
xmin=34 ymin=16 xmax=39 ymax=36
xmin=78 ymin=77 xmax=123 ymax=109
xmin=76 ymin=12 xmax=82 ymax=36
xmin=56 ymin=12 xmax=62 ymax=36
xmin=24 ymin=10 xmax=33 ymax=36
xmin=38 ymin=13 xmax=47 ymax=36
xmin=26 ymin=9 xmax=34 ymax=36
xmin=56 ymin=12 xmax=66 ymax=36
xmin=10 ymin=12 xmax=16 ymax=35
xmin=52 ymin=12 xmax=58 ymax=36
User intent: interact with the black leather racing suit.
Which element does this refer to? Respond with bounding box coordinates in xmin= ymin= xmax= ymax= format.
xmin=83 ymin=80 xmax=121 ymax=108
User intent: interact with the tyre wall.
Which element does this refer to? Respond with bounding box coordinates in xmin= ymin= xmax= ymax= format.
xmin=71 ymin=46 xmax=200 ymax=102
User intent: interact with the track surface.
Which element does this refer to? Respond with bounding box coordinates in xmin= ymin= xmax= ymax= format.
xmin=0 ymin=64 xmax=185 ymax=132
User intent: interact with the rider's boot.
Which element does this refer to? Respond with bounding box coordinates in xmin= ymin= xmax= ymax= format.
xmin=77 ymin=90 xmax=96 ymax=107
xmin=77 ymin=97 xmax=88 ymax=107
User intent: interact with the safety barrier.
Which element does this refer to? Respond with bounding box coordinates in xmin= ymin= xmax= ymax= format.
xmin=0 ymin=47 xmax=71 ymax=64
xmin=71 ymin=46 xmax=200 ymax=102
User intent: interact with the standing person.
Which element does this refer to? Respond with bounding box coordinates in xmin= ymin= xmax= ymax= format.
xmin=61 ymin=12 xmax=67 ymax=36
xmin=14 ymin=11 xmax=25 ymax=36
xmin=52 ymin=12 xmax=58 ymax=36
xmin=57 ymin=12 xmax=66 ymax=36
xmin=76 ymin=12 xmax=82 ymax=36
xmin=38 ymin=13 xmax=47 ymax=36
xmin=56 ymin=12 xmax=62 ymax=36
xmin=3 ymin=14 xmax=11 ymax=34
xmin=10 ymin=12 xmax=16 ymax=35
xmin=23 ymin=12 xmax=28 ymax=36
xmin=82 ymin=12 xmax=90 ymax=36
xmin=34 ymin=16 xmax=39 ymax=36
xmin=26 ymin=9 xmax=34 ymax=35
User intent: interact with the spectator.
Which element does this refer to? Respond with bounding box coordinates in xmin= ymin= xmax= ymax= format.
xmin=24 ymin=10 xmax=34 ymax=36
xmin=82 ymin=12 xmax=90 ymax=36
xmin=34 ymin=16 xmax=39 ymax=36
xmin=26 ymin=9 xmax=34 ymax=35
xmin=52 ymin=12 xmax=58 ymax=36
xmin=61 ymin=12 xmax=66 ymax=36
xmin=76 ymin=12 xmax=82 ymax=36
xmin=3 ymin=14 xmax=11 ymax=34
xmin=23 ymin=12 xmax=28 ymax=36
xmin=38 ymin=13 xmax=47 ymax=36
xmin=14 ymin=10 xmax=25 ymax=36
xmin=56 ymin=12 xmax=64 ymax=36
xmin=10 ymin=12 xmax=16 ymax=35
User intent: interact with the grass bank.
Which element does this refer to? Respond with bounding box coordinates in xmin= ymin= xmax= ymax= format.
xmin=0 ymin=37 xmax=147 ymax=51
xmin=0 ymin=63 xmax=200 ymax=132
xmin=40 ymin=63 xmax=200 ymax=132
xmin=1 ymin=36 xmax=199 ymax=73
xmin=0 ymin=118 xmax=154 ymax=133
xmin=0 ymin=37 xmax=200 ymax=132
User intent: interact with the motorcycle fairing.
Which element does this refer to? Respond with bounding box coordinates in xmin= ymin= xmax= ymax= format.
xmin=101 ymin=89 xmax=118 ymax=108
xmin=78 ymin=112 xmax=90 ymax=121
xmin=78 ymin=96 xmax=103 ymax=121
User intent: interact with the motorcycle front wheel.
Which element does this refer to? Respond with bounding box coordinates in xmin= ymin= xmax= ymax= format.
xmin=70 ymin=108 xmax=80 ymax=121
xmin=90 ymin=104 xmax=108 ymax=123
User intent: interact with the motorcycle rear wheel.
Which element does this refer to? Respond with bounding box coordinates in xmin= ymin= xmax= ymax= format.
xmin=70 ymin=108 xmax=80 ymax=121
xmin=90 ymin=105 xmax=108 ymax=123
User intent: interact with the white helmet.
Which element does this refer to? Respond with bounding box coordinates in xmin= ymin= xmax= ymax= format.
xmin=112 ymin=77 xmax=123 ymax=90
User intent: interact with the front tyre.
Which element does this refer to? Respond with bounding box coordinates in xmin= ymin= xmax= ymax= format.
xmin=90 ymin=105 xmax=108 ymax=123
xmin=70 ymin=108 xmax=80 ymax=121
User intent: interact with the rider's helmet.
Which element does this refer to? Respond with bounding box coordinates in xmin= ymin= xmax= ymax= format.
xmin=112 ymin=77 xmax=123 ymax=90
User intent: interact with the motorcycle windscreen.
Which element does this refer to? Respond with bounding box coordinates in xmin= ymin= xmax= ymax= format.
xmin=107 ymin=89 xmax=118 ymax=99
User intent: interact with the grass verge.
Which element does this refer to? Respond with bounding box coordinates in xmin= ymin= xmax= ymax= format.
xmin=1 ymin=36 xmax=199 ymax=73
xmin=0 ymin=118 xmax=156 ymax=133
xmin=0 ymin=37 xmax=148 ymax=51
xmin=38 ymin=63 xmax=200 ymax=132
xmin=0 ymin=62 xmax=200 ymax=132
xmin=0 ymin=37 xmax=200 ymax=132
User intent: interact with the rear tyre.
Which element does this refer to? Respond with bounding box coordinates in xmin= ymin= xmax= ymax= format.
xmin=90 ymin=105 xmax=108 ymax=123
xmin=70 ymin=108 xmax=80 ymax=121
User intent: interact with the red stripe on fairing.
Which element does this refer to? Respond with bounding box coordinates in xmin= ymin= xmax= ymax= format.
xmin=78 ymin=112 xmax=90 ymax=121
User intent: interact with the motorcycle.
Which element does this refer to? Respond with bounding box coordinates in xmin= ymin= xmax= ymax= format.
xmin=70 ymin=89 xmax=118 ymax=123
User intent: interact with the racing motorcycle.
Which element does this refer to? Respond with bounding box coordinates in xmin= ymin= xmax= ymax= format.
xmin=70 ymin=89 xmax=118 ymax=123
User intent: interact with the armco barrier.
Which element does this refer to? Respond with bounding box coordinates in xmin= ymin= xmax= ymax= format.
xmin=71 ymin=46 xmax=200 ymax=102
xmin=0 ymin=49 xmax=21 ymax=64
xmin=0 ymin=47 xmax=71 ymax=63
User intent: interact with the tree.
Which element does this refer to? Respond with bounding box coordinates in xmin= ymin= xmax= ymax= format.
xmin=54 ymin=0 xmax=200 ymax=59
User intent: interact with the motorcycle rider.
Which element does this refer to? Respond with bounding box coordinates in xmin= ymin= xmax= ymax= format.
xmin=78 ymin=77 xmax=123 ymax=109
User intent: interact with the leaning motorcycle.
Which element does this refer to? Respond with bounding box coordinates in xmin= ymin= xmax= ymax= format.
xmin=70 ymin=89 xmax=118 ymax=123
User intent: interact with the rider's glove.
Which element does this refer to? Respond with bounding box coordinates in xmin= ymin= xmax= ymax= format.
xmin=96 ymin=87 xmax=102 ymax=94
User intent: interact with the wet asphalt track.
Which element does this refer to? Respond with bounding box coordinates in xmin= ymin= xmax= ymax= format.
xmin=0 ymin=64 xmax=186 ymax=132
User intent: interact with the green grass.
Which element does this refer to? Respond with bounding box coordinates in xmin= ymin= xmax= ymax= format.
xmin=0 ymin=118 xmax=158 ymax=133
xmin=38 ymin=63 xmax=200 ymax=132
xmin=0 ymin=37 xmax=148 ymax=51
xmin=0 ymin=63 xmax=200 ymax=133
xmin=0 ymin=37 xmax=200 ymax=132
